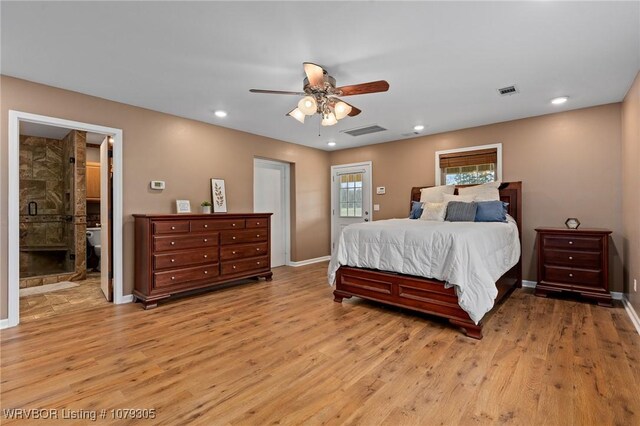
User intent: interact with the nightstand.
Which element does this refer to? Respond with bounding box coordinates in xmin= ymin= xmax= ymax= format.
xmin=535 ymin=227 xmax=612 ymax=307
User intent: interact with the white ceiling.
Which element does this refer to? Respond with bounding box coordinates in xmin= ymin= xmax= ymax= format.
xmin=2 ymin=1 xmax=639 ymax=151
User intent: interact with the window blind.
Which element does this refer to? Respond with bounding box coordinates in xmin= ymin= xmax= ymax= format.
xmin=439 ymin=148 xmax=497 ymax=168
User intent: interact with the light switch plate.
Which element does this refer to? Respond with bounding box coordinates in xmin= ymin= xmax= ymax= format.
xmin=374 ymin=204 xmax=380 ymax=211
xmin=376 ymin=186 xmax=386 ymax=195
xmin=150 ymin=180 xmax=165 ymax=190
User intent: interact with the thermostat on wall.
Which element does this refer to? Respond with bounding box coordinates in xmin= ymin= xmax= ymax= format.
xmin=376 ymin=186 xmax=386 ymax=195
xmin=150 ymin=181 xmax=165 ymax=190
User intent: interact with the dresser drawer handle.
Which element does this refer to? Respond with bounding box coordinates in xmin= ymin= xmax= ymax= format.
xmin=233 ymin=265 xmax=236 ymax=269
xmin=256 ymin=248 xmax=260 ymax=251
xmin=256 ymin=234 xmax=260 ymax=237
xmin=257 ymin=262 xmax=260 ymax=265
xmin=204 ymin=271 xmax=208 ymax=274
xmin=203 ymin=255 xmax=208 ymax=258
xmin=256 ymin=222 xmax=260 ymax=225
xmin=171 ymin=259 xmax=175 ymax=263
xmin=170 ymin=241 xmax=175 ymax=245
xmin=232 ymin=223 xmax=236 ymax=227
xmin=569 ymin=241 xmax=573 ymax=245
xmin=569 ymin=256 xmax=573 ymax=260
xmin=232 ymin=236 xmax=236 ymax=240
xmin=171 ymin=226 xmax=176 ymax=230
xmin=203 ymin=239 xmax=208 ymax=242
xmin=569 ymin=273 xmax=574 ymax=277
xmin=171 ymin=276 xmax=175 ymax=280
xmin=232 ymin=251 xmax=237 ymax=255
xmin=204 ymin=224 xmax=208 ymax=228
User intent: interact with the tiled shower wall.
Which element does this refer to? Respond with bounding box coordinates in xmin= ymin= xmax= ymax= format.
xmin=19 ymin=130 xmax=87 ymax=287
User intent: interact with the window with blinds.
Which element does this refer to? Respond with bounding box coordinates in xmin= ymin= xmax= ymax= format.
xmin=339 ymin=173 xmax=363 ymax=217
xmin=439 ymin=147 xmax=498 ymax=185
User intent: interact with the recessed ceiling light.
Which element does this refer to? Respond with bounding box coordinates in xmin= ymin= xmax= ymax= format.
xmin=327 ymin=141 xmax=336 ymax=147
xmin=551 ymin=97 xmax=568 ymax=105
xmin=414 ymin=125 xmax=425 ymax=131
xmin=214 ymin=110 xmax=228 ymax=118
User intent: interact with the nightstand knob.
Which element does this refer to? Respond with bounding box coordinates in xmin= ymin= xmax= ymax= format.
xmin=171 ymin=241 xmax=175 ymax=245
xmin=569 ymin=273 xmax=574 ymax=277
xmin=171 ymin=259 xmax=175 ymax=263
xmin=171 ymin=226 xmax=176 ymax=230
xmin=204 ymin=224 xmax=208 ymax=228
xmin=569 ymin=256 xmax=573 ymax=260
xmin=569 ymin=241 xmax=574 ymax=245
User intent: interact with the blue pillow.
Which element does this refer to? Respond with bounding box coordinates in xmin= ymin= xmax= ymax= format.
xmin=475 ymin=201 xmax=508 ymax=222
xmin=409 ymin=201 xmax=423 ymax=219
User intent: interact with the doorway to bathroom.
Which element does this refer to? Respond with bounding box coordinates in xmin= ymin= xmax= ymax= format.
xmin=6 ymin=111 xmax=124 ymax=328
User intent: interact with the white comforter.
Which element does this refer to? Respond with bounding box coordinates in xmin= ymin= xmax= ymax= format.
xmin=328 ymin=218 xmax=520 ymax=324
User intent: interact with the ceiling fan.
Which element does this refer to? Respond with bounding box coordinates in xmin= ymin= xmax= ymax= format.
xmin=250 ymin=62 xmax=389 ymax=126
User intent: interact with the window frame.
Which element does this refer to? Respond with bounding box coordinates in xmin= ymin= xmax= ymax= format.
xmin=434 ymin=143 xmax=502 ymax=186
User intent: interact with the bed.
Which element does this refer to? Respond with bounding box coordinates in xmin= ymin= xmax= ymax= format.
xmin=329 ymin=181 xmax=522 ymax=339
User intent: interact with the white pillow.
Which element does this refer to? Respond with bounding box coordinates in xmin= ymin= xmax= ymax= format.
xmin=420 ymin=202 xmax=447 ymax=221
xmin=442 ymin=193 xmax=477 ymax=203
xmin=419 ymin=185 xmax=455 ymax=203
xmin=458 ymin=182 xmax=501 ymax=201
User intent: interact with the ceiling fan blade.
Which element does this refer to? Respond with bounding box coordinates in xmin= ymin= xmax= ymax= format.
xmin=250 ymin=89 xmax=306 ymax=95
xmin=336 ymin=80 xmax=390 ymax=96
xmin=303 ymin=62 xmax=325 ymax=88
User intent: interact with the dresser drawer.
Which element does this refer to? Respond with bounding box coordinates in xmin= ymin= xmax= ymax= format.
xmin=153 ymin=221 xmax=190 ymax=235
xmin=154 ymin=233 xmax=218 ymax=252
xmin=220 ymin=229 xmax=268 ymax=245
xmin=191 ymin=219 xmax=245 ymax=232
xmin=154 ymin=249 xmax=218 ymax=270
xmin=543 ymin=265 xmax=601 ymax=287
xmin=543 ymin=249 xmax=601 ymax=269
xmin=154 ymin=264 xmax=220 ymax=289
xmin=246 ymin=218 xmax=268 ymax=229
xmin=543 ymin=235 xmax=601 ymax=251
xmin=220 ymin=242 xmax=268 ymax=260
xmin=221 ymin=256 xmax=269 ymax=275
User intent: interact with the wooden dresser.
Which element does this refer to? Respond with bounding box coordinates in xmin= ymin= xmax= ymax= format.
xmin=134 ymin=213 xmax=272 ymax=309
xmin=535 ymin=227 xmax=612 ymax=306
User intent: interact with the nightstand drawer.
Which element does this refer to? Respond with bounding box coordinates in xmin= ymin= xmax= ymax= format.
xmin=544 ymin=265 xmax=601 ymax=287
xmin=543 ymin=235 xmax=601 ymax=251
xmin=543 ymin=249 xmax=601 ymax=269
xmin=153 ymin=221 xmax=190 ymax=235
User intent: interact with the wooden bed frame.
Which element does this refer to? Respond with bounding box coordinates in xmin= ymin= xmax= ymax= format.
xmin=333 ymin=181 xmax=522 ymax=339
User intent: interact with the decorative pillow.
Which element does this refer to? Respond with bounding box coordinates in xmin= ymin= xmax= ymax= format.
xmin=442 ymin=193 xmax=476 ymax=204
xmin=420 ymin=202 xmax=447 ymax=221
xmin=458 ymin=181 xmax=501 ymax=202
xmin=419 ymin=185 xmax=455 ymax=203
xmin=475 ymin=201 xmax=508 ymax=222
xmin=409 ymin=201 xmax=424 ymax=219
xmin=445 ymin=201 xmax=478 ymax=222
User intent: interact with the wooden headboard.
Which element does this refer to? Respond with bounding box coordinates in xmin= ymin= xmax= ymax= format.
xmin=410 ymin=182 xmax=522 ymax=237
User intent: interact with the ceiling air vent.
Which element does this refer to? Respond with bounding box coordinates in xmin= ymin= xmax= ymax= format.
xmin=342 ymin=125 xmax=387 ymax=137
xmin=497 ymin=85 xmax=519 ymax=96
xmin=401 ymin=132 xmax=421 ymax=137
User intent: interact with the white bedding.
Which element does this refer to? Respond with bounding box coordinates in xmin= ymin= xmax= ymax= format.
xmin=328 ymin=217 xmax=521 ymax=324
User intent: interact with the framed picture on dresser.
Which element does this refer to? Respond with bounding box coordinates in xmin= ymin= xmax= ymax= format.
xmin=211 ymin=178 xmax=227 ymax=212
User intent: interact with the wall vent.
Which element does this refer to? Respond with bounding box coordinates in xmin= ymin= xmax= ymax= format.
xmin=497 ymin=85 xmax=519 ymax=96
xmin=342 ymin=125 xmax=387 ymax=137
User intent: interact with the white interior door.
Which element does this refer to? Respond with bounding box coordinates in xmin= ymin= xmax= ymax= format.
xmin=100 ymin=137 xmax=112 ymax=301
xmin=254 ymin=159 xmax=289 ymax=267
xmin=331 ymin=162 xmax=372 ymax=253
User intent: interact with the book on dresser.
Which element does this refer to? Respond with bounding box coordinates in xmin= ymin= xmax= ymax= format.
xmin=535 ymin=227 xmax=612 ymax=307
xmin=133 ymin=213 xmax=273 ymax=309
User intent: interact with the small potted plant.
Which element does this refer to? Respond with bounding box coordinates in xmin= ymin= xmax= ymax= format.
xmin=200 ymin=201 xmax=212 ymax=214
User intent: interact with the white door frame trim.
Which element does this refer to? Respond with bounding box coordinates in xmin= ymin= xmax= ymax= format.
xmin=434 ymin=143 xmax=503 ymax=185
xmin=253 ymin=158 xmax=291 ymax=266
xmin=5 ymin=110 xmax=125 ymax=329
xmin=330 ymin=161 xmax=373 ymax=252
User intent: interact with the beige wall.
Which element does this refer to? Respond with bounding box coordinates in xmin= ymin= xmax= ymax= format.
xmin=0 ymin=76 xmax=332 ymax=319
xmin=622 ymin=71 xmax=640 ymax=311
xmin=330 ymin=104 xmax=624 ymax=290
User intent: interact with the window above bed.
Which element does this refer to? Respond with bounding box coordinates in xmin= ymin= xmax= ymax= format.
xmin=435 ymin=143 xmax=502 ymax=186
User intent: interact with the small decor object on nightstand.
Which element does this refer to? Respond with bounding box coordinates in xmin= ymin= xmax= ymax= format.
xmin=565 ymin=218 xmax=581 ymax=229
xmin=175 ymin=200 xmax=191 ymax=214
xmin=200 ymin=201 xmax=212 ymax=214
xmin=211 ymin=178 xmax=227 ymax=213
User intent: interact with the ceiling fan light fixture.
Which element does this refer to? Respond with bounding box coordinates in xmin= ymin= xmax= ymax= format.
xmin=321 ymin=112 xmax=338 ymax=126
xmin=334 ymin=101 xmax=352 ymax=120
xmin=298 ymin=96 xmax=318 ymax=115
xmin=287 ymin=108 xmax=305 ymax=124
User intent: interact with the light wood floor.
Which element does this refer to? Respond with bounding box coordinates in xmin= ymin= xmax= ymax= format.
xmin=2 ymin=262 xmax=639 ymax=425
xmin=18 ymin=272 xmax=109 ymax=323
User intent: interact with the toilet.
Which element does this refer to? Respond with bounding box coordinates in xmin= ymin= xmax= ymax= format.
xmin=86 ymin=227 xmax=101 ymax=271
